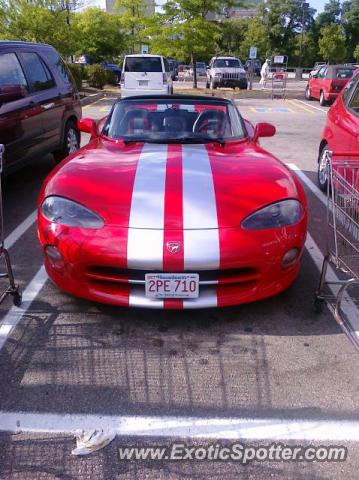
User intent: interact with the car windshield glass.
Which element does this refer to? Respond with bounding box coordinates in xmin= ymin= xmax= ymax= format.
xmin=213 ymin=59 xmax=241 ymax=68
xmin=125 ymin=57 xmax=162 ymax=72
xmin=196 ymin=62 xmax=206 ymax=68
xmin=102 ymin=99 xmax=245 ymax=142
xmin=335 ymin=68 xmax=354 ymax=79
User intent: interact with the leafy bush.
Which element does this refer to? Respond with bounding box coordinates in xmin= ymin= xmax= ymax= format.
xmin=86 ymin=64 xmax=108 ymax=89
xmin=104 ymin=69 xmax=118 ymax=85
xmin=66 ymin=63 xmax=83 ymax=90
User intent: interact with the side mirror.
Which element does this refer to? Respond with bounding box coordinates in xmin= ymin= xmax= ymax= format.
xmin=78 ymin=118 xmax=98 ymax=137
xmin=253 ymin=122 xmax=276 ymax=142
xmin=0 ymin=85 xmax=26 ymax=104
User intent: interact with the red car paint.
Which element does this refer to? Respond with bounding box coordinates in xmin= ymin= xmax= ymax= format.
xmin=38 ymin=96 xmax=307 ymax=309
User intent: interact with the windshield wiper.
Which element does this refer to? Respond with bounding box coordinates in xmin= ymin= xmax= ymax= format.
xmin=121 ymin=136 xmax=226 ymax=146
xmin=137 ymin=137 xmax=225 ymax=146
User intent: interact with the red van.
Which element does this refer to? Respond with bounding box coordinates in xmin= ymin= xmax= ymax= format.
xmin=305 ymin=64 xmax=355 ymax=106
xmin=0 ymin=41 xmax=81 ymax=172
xmin=318 ymin=73 xmax=359 ymax=190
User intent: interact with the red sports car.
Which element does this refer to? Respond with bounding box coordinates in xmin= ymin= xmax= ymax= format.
xmin=38 ymin=95 xmax=307 ymax=309
xmin=305 ymin=64 xmax=355 ymax=106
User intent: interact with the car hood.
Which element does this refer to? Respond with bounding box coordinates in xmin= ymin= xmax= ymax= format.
xmin=43 ymin=140 xmax=303 ymax=229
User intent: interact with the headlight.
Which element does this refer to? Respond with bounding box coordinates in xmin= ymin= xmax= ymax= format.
xmin=241 ymin=199 xmax=303 ymax=230
xmin=41 ymin=196 xmax=104 ymax=228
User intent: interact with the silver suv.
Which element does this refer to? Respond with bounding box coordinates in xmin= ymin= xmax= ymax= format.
xmin=206 ymin=56 xmax=247 ymax=90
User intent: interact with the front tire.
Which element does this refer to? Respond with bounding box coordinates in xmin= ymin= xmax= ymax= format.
xmin=53 ymin=120 xmax=80 ymax=163
xmin=318 ymin=144 xmax=329 ymax=192
xmin=319 ymin=91 xmax=327 ymax=106
xmin=305 ymin=86 xmax=312 ymax=100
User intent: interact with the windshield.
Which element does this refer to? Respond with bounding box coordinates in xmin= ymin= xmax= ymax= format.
xmin=213 ymin=59 xmax=241 ymax=68
xmin=125 ymin=57 xmax=162 ymax=72
xmin=102 ymin=99 xmax=245 ymax=143
xmin=196 ymin=62 xmax=206 ymax=68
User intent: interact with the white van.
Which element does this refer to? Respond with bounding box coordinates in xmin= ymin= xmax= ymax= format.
xmin=120 ymin=54 xmax=173 ymax=98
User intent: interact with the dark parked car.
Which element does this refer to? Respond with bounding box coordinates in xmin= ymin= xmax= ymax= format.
xmin=244 ymin=59 xmax=262 ymax=76
xmin=100 ymin=61 xmax=122 ymax=82
xmin=0 ymin=41 xmax=82 ymax=172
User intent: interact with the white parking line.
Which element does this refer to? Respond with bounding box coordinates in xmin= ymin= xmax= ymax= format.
xmin=0 ymin=266 xmax=47 ymax=351
xmin=0 ymin=411 xmax=359 ymax=441
xmin=286 ymin=163 xmax=326 ymax=206
xmin=287 ymin=163 xmax=359 ymax=343
xmin=5 ymin=210 xmax=37 ymax=249
xmin=294 ymin=99 xmax=327 ymax=114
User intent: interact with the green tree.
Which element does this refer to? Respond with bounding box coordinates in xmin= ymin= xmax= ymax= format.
xmin=218 ymin=18 xmax=248 ymax=58
xmin=316 ymin=0 xmax=342 ymax=30
xmin=0 ymin=0 xmax=77 ymax=56
xmin=73 ymin=8 xmax=125 ymax=62
xmin=238 ymin=18 xmax=268 ymax=61
xmin=114 ymin=0 xmax=150 ymax=54
xmin=293 ymin=31 xmax=318 ymax=67
xmin=258 ymin=0 xmax=315 ymax=61
xmin=342 ymin=0 xmax=359 ymax=58
xmin=354 ymin=43 xmax=359 ymax=60
xmin=149 ymin=0 xmax=239 ymax=87
xmin=319 ymin=23 xmax=347 ymax=63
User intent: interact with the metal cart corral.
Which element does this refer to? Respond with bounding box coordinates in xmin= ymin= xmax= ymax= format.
xmin=271 ymin=71 xmax=287 ymax=99
xmin=315 ymin=151 xmax=359 ymax=347
xmin=0 ymin=145 xmax=21 ymax=307
xmin=270 ymin=55 xmax=288 ymax=99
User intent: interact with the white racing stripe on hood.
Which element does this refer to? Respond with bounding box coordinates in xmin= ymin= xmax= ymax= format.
xmin=182 ymin=144 xmax=220 ymax=272
xmin=127 ymin=143 xmax=167 ymax=271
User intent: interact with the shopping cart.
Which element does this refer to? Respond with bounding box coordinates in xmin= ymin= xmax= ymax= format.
xmin=315 ymin=151 xmax=359 ymax=346
xmin=0 ymin=145 xmax=21 ymax=307
xmin=271 ymin=71 xmax=287 ymax=99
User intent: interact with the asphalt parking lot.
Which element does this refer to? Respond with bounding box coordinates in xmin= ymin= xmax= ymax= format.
xmin=0 ymin=94 xmax=359 ymax=479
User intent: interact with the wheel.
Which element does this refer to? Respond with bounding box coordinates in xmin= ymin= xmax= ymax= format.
xmin=305 ymin=86 xmax=312 ymax=100
xmin=206 ymin=79 xmax=210 ymax=89
xmin=210 ymin=78 xmax=217 ymax=90
xmin=319 ymin=91 xmax=327 ymax=106
xmin=53 ymin=120 xmax=80 ymax=163
xmin=13 ymin=289 xmax=22 ymax=307
xmin=314 ymin=297 xmax=324 ymax=314
xmin=317 ymin=144 xmax=329 ymax=192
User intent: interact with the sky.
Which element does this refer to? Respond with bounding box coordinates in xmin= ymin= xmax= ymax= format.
xmin=310 ymin=0 xmax=326 ymax=13
xmin=90 ymin=0 xmax=328 ymax=14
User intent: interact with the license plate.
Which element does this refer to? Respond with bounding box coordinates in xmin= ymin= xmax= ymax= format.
xmin=138 ymin=80 xmax=149 ymax=86
xmin=145 ymin=273 xmax=199 ymax=299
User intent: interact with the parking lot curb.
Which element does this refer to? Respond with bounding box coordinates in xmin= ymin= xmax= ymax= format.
xmin=80 ymin=92 xmax=105 ymax=107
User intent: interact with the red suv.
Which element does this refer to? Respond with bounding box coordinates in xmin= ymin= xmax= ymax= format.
xmin=305 ymin=64 xmax=355 ymax=106
xmin=318 ymin=73 xmax=359 ymax=190
xmin=0 ymin=41 xmax=81 ymax=172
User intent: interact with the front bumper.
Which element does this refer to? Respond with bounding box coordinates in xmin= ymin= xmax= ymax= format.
xmin=214 ymin=78 xmax=247 ymax=89
xmin=38 ymin=216 xmax=306 ymax=309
